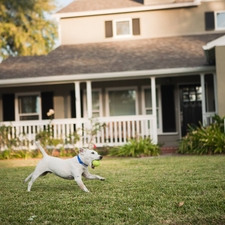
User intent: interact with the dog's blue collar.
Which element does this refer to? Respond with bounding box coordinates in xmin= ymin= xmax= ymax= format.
xmin=77 ymin=155 xmax=88 ymax=167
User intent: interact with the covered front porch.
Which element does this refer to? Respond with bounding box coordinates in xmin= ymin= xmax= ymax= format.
xmin=0 ymin=115 xmax=157 ymax=150
xmin=0 ymin=68 xmax=218 ymax=150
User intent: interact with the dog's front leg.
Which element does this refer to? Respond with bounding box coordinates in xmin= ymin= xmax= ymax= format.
xmin=83 ymin=171 xmax=105 ymax=181
xmin=75 ymin=176 xmax=89 ymax=192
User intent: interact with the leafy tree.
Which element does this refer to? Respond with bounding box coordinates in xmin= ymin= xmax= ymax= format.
xmin=0 ymin=0 xmax=58 ymax=59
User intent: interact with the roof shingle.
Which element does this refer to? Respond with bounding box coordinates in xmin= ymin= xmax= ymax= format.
xmin=0 ymin=33 xmax=223 ymax=80
xmin=57 ymin=0 xmax=195 ymax=14
xmin=57 ymin=0 xmax=144 ymax=13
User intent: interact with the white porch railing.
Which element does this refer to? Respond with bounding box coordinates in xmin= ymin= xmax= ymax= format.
xmin=0 ymin=115 xmax=157 ymax=150
xmin=202 ymin=112 xmax=216 ymax=126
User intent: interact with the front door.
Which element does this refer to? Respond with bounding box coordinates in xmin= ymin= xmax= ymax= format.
xmin=180 ymin=85 xmax=202 ymax=136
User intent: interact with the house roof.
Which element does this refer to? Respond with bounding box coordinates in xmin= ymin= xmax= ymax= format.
xmin=0 ymin=33 xmax=223 ymax=84
xmin=57 ymin=0 xmax=144 ymax=13
xmin=55 ymin=0 xmax=198 ymax=18
xmin=202 ymin=35 xmax=225 ymax=64
xmin=57 ymin=0 xmax=195 ymax=13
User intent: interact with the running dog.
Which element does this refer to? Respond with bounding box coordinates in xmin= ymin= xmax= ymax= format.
xmin=24 ymin=142 xmax=105 ymax=192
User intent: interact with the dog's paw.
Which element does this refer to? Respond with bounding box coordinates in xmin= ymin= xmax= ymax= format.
xmin=100 ymin=177 xmax=105 ymax=181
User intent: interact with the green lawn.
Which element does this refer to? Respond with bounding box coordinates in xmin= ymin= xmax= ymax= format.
xmin=0 ymin=155 xmax=225 ymax=225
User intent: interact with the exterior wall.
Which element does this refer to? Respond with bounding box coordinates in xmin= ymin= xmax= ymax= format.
xmin=158 ymin=134 xmax=180 ymax=147
xmin=54 ymin=86 xmax=73 ymax=119
xmin=0 ymin=84 xmax=74 ymax=121
xmin=60 ymin=1 xmax=225 ymax=45
xmin=144 ymin=0 xmax=174 ymax=5
xmin=216 ymin=45 xmax=225 ymax=116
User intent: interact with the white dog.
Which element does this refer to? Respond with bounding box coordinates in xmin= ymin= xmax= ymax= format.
xmin=24 ymin=142 xmax=105 ymax=192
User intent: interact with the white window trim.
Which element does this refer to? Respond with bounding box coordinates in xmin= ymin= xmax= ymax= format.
xmin=215 ymin=11 xmax=225 ymax=30
xmin=113 ymin=18 xmax=132 ymax=38
xmin=83 ymin=89 xmax=103 ymax=118
xmin=15 ymin=92 xmax=41 ymax=121
xmin=105 ymin=86 xmax=138 ymax=116
xmin=141 ymin=85 xmax=162 ymax=134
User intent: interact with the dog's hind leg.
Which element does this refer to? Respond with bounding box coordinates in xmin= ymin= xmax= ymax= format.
xmin=27 ymin=168 xmax=49 ymax=191
xmin=24 ymin=173 xmax=33 ymax=183
xmin=27 ymin=172 xmax=42 ymax=192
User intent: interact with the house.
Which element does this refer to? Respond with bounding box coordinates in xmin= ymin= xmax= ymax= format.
xmin=0 ymin=0 xmax=225 ymax=150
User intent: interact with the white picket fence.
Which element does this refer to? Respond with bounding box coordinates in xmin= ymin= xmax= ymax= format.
xmin=0 ymin=115 xmax=157 ymax=150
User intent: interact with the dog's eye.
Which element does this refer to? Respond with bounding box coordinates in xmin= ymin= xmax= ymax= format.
xmin=91 ymin=152 xmax=95 ymax=154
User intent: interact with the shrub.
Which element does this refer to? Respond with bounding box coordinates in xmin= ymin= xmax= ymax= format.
xmin=109 ymin=137 xmax=160 ymax=157
xmin=178 ymin=114 xmax=225 ymax=155
xmin=0 ymin=125 xmax=21 ymax=150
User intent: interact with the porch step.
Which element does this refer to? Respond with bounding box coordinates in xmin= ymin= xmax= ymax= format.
xmin=160 ymin=147 xmax=177 ymax=154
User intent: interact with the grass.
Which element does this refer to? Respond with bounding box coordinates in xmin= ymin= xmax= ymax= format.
xmin=0 ymin=155 xmax=225 ymax=225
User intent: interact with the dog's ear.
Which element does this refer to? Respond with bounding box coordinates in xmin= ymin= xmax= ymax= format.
xmin=79 ymin=148 xmax=86 ymax=154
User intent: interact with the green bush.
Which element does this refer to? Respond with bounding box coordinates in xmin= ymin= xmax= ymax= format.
xmin=0 ymin=125 xmax=21 ymax=150
xmin=109 ymin=137 xmax=160 ymax=157
xmin=0 ymin=148 xmax=79 ymax=160
xmin=178 ymin=114 xmax=225 ymax=155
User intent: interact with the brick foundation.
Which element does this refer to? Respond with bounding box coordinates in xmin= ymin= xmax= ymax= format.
xmin=160 ymin=147 xmax=177 ymax=154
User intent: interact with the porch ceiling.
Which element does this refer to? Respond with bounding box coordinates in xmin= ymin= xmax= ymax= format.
xmin=0 ymin=33 xmax=223 ymax=86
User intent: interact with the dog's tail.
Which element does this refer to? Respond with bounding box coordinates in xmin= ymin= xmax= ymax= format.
xmin=36 ymin=141 xmax=48 ymax=157
xmin=24 ymin=173 xmax=33 ymax=183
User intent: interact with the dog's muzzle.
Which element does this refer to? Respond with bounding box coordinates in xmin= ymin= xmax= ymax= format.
xmin=91 ymin=155 xmax=103 ymax=169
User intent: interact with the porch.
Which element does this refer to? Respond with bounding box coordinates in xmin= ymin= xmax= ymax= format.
xmin=0 ymin=115 xmax=157 ymax=150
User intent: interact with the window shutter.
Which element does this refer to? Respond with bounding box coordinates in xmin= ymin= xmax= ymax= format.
xmin=70 ymin=91 xmax=76 ymax=118
xmin=41 ymin=92 xmax=54 ymax=119
xmin=105 ymin=21 xmax=113 ymax=38
xmin=205 ymin=12 xmax=215 ymax=30
xmin=2 ymin=94 xmax=15 ymax=121
xmin=70 ymin=90 xmax=83 ymax=118
xmin=132 ymin=18 xmax=140 ymax=35
xmin=161 ymin=85 xmax=176 ymax=132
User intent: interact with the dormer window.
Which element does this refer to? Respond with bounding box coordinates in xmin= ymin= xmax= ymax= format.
xmin=105 ymin=18 xmax=140 ymax=38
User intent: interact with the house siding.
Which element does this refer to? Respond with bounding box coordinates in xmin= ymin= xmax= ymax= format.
xmin=60 ymin=1 xmax=225 ymax=45
xmin=216 ymin=45 xmax=225 ymax=116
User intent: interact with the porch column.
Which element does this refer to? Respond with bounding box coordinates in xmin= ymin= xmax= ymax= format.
xmin=74 ymin=81 xmax=82 ymax=147
xmin=86 ymin=81 xmax=92 ymax=118
xmin=74 ymin=81 xmax=81 ymax=119
xmin=151 ymin=77 xmax=158 ymax=144
xmin=200 ymin=74 xmax=206 ymax=125
xmin=213 ymin=73 xmax=218 ymax=113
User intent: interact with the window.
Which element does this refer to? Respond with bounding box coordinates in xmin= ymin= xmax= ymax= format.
xmin=105 ymin=18 xmax=140 ymax=38
xmin=84 ymin=89 xmax=102 ymax=118
xmin=114 ymin=19 xmax=132 ymax=37
xmin=205 ymin=11 xmax=225 ymax=30
xmin=215 ymin=11 xmax=225 ymax=30
xmin=106 ymin=87 xmax=138 ymax=116
xmin=142 ymin=87 xmax=162 ymax=132
xmin=92 ymin=91 xmax=101 ymax=117
xmin=15 ymin=93 xmax=41 ymax=121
